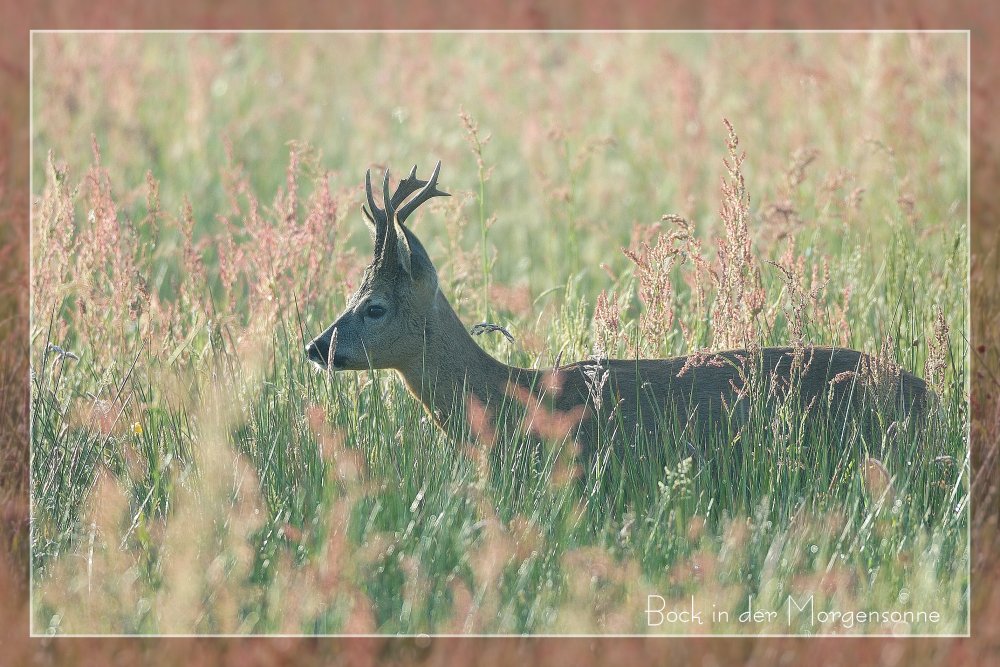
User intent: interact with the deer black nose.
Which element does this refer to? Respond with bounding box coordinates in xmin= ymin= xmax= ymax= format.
xmin=306 ymin=339 xmax=327 ymax=365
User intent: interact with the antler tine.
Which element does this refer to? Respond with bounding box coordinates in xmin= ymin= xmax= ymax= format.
xmin=396 ymin=161 xmax=449 ymax=225
xmin=364 ymin=169 xmax=387 ymax=227
xmin=389 ymin=164 xmax=430 ymax=211
xmin=382 ymin=168 xmax=394 ymax=220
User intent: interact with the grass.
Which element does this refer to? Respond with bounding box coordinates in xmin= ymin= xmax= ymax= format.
xmin=29 ymin=32 xmax=968 ymax=635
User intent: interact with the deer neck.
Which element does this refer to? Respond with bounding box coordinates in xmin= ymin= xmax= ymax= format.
xmin=395 ymin=290 xmax=526 ymax=431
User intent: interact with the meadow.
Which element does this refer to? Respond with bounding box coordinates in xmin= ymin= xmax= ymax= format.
xmin=29 ymin=32 xmax=968 ymax=635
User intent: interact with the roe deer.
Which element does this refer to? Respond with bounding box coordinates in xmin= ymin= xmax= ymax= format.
xmin=306 ymin=163 xmax=931 ymax=487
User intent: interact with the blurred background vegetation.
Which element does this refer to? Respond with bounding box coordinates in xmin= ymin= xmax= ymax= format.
xmin=32 ymin=33 xmax=967 ymax=310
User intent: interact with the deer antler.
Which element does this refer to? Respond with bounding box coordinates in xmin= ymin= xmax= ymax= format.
xmin=389 ymin=164 xmax=435 ymax=211
xmin=363 ymin=162 xmax=449 ymax=264
xmin=396 ymin=161 xmax=449 ymax=224
xmin=364 ymin=163 xmax=449 ymax=227
xmin=363 ymin=168 xmax=389 ymax=257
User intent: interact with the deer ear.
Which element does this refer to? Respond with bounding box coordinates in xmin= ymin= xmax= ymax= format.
xmin=362 ymin=205 xmax=378 ymax=239
xmin=395 ymin=221 xmax=413 ymax=277
xmin=397 ymin=223 xmax=437 ymax=283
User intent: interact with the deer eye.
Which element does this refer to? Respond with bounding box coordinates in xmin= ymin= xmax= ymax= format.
xmin=365 ymin=304 xmax=386 ymax=319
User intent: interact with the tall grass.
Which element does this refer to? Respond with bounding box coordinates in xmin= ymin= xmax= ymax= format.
xmin=29 ymin=32 xmax=968 ymax=635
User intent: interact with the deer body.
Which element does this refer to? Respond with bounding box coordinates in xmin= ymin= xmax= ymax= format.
xmin=306 ymin=164 xmax=930 ymax=473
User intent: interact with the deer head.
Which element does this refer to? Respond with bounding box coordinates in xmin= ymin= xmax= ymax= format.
xmin=306 ymin=162 xmax=449 ymax=370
